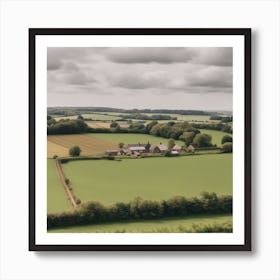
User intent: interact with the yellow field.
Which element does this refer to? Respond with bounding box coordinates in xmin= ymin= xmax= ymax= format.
xmin=86 ymin=121 xmax=129 ymax=129
xmin=85 ymin=121 xmax=111 ymax=129
xmin=47 ymin=141 xmax=69 ymax=158
xmin=47 ymin=134 xmax=118 ymax=158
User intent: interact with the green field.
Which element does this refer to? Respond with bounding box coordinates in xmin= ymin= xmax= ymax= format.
xmin=48 ymin=214 xmax=232 ymax=233
xmin=53 ymin=115 xmax=78 ymax=121
xmin=62 ymin=154 xmax=232 ymax=205
xmin=199 ymin=129 xmax=232 ymax=147
xmin=47 ymin=159 xmax=70 ymax=213
xmin=91 ymin=133 xmax=184 ymax=146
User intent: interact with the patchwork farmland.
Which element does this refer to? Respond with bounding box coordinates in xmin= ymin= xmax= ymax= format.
xmin=47 ymin=134 xmax=118 ymax=158
xmin=47 ymin=108 xmax=233 ymax=233
xmin=47 ymin=133 xmax=184 ymax=158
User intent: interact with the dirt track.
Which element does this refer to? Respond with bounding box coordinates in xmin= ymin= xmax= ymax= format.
xmin=55 ymin=159 xmax=77 ymax=208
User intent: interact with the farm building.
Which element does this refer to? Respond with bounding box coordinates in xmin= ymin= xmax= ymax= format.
xmin=158 ymin=143 xmax=168 ymax=152
xmin=105 ymin=150 xmax=119 ymax=156
xmin=149 ymin=144 xmax=161 ymax=153
xmin=171 ymin=150 xmax=179 ymax=156
xmin=187 ymin=144 xmax=195 ymax=152
xmin=127 ymin=144 xmax=147 ymax=153
xmin=129 ymin=146 xmax=146 ymax=153
xmin=172 ymin=144 xmax=182 ymax=151
xmin=119 ymin=148 xmax=129 ymax=155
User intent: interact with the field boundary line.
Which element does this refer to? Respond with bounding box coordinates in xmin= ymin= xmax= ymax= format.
xmin=55 ymin=159 xmax=77 ymax=208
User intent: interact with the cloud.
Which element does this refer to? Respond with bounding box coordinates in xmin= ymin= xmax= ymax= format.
xmin=187 ymin=66 xmax=232 ymax=90
xmin=193 ymin=48 xmax=232 ymax=66
xmin=65 ymin=72 xmax=97 ymax=85
xmin=106 ymin=47 xmax=195 ymax=64
xmin=111 ymin=70 xmax=168 ymax=89
xmin=47 ymin=47 xmax=233 ymax=109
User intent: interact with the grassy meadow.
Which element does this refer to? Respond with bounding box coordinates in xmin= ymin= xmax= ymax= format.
xmin=199 ymin=129 xmax=232 ymax=147
xmin=47 ymin=159 xmax=70 ymax=213
xmin=91 ymin=133 xmax=184 ymax=146
xmin=62 ymin=154 xmax=232 ymax=205
xmin=48 ymin=214 xmax=232 ymax=233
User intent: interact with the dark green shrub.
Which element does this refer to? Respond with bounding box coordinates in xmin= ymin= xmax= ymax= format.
xmin=222 ymin=142 xmax=233 ymax=153
xmin=69 ymin=146 xmax=81 ymax=157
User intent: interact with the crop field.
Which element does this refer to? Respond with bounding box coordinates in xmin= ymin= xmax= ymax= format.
xmin=62 ymin=154 xmax=232 ymax=205
xmin=91 ymin=133 xmax=184 ymax=146
xmin=47 ymin=159 xmax=70 ymax=213
xmin=47 ymin=134 xmax=118 ymax=158
xmin=199 ymin=129 xmax=232 ymax=147
xmin=86 ymin=121 xmax=129 ymax=129
xmin=48 ymin=214 xmax=232 ymax=233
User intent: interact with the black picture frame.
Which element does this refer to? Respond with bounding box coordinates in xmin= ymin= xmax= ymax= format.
xmin=29 ymin=28 xmax=251 ymax=251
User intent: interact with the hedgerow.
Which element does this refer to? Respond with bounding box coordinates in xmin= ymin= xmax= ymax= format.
xmin=47 ymin=192 xmax=232 ymax=229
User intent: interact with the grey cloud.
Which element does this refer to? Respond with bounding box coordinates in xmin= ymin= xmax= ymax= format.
xmin=63 ymin=62 xmax=79 ymax=72
xmin=106 ymin=47 xmax=195 ymax=64
xmin=193 ymin=48 xmax=232 ymax=66
xmin=188 ymin=66 xmax=232 ymax=90
xmin=105 ymin=47 xmax=232 ymax=67
xmin=47 ymin=56 xmax=62 ymax=71
xmin=48 ymin=47 xmax=233 ymax=110
xmin=65 ymin=71 xmax=97 ymax=85
xmin=111 ymin=70 xmax=168 ymax=89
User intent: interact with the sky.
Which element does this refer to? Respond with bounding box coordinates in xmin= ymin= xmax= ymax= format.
xmin=47 ymin=47 xmax=232 ymax=111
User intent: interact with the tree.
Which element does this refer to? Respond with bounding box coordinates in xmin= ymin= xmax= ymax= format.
xmin=222 ymin=142 xmax=233 ymax=153
xmin=221 ymin=135 xmax=233 ymax=144
xmin=146 ymin=121 xmax=158 ymax=132
xmin=193 ymin=133 xmax=212 ymax=148
xmin=69 ymin=146 xmax=81 ymax=157
xmin=167 ymin=139 xmax=175 ymax=150
xmin=110 ymin=121 xmax=118 ymax=128
xmin=47 ymin=115 xmax=56 ymax=126
xmin=179 ymin=131 xmax=195 ymax=146
xmin=118 ymin=142 xmax=124 ymax=148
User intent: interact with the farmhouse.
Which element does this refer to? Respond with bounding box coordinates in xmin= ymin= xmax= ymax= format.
xmin=127 ymin=143 xmax=147 ymax=153
xmin=158 ymin=143 xmax=168 ymax=152
xmin=149 ymin=144 xmax=161 ymax=153
xmin=172 ymin=144 xmax=182 ymax=151
xmin=187 ymin=144 xmax=195 ymax=152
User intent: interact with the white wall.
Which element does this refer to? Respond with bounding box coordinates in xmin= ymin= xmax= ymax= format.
xmin=0 ymin=0 xmax=279 ymax=279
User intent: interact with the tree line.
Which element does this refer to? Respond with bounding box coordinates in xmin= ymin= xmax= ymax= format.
xmin=47 ymin=107 xmax=212 ymax=116
xmin=47 ymin=192 xmax=232 ymax=229
xmin=120 ymin=113 xmax=177 ymax=121
xmin=47 ymin=116 xmax=232 ymax=151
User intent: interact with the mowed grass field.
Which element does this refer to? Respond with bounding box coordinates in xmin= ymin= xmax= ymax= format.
xmin=47 ymin=134 xmax=118 ymax=158
xmin=48 ymin=214 xmax=232 ymax=233
xmin=199 ymin=129 xmax=232 ymax=147
xmin=91 ymin=133 xmax=184 ymax=146
xmin=62 ymin=154 xmax=232 ymax=205
xmin=47 ymin=159 xmax=70 ymax=213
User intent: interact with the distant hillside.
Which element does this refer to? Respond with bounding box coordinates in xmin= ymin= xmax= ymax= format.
xmin=47 ymin=107 xmax=217 ymax=116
